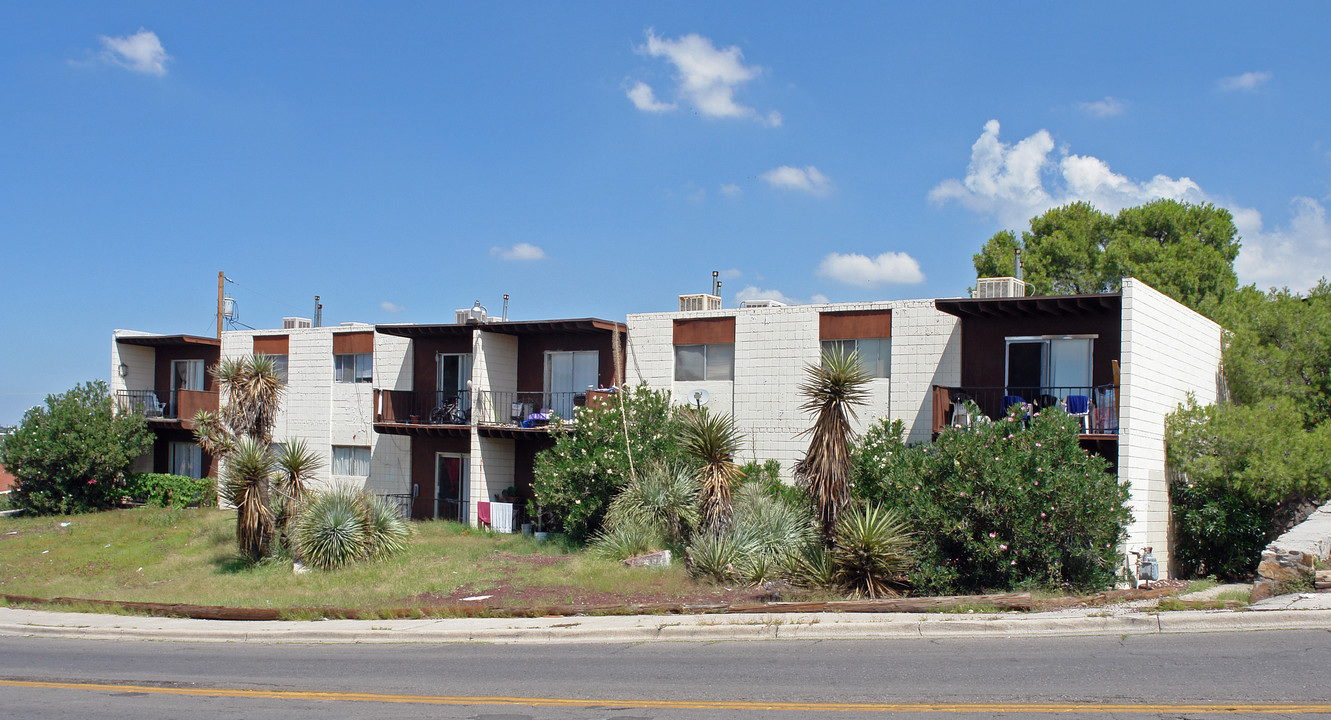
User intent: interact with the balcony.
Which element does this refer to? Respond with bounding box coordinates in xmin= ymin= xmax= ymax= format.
xmin=472 ymin=390 xmax=586 ymax=428
xmin=374 ymin=390 xmax=473 ymax=426
xmin=374 ymin=388 xmax=608 ymax=436
xmin=932 ymin=385 xmax=1119 ymax=438
xmin=116 ymin=389 xmax=218 ymax=426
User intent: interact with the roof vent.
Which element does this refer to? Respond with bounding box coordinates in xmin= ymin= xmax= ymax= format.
xmin=282 ymin=317 xmax=313 ymax=329
xmin=678 ymin=294 xmax=722 ymax=312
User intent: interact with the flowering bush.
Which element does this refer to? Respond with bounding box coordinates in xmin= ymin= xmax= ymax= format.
xmin=531 ymin=385 xmax=684 ymax=542
xmin=852 ymin=409 xmax=1130 ymax=595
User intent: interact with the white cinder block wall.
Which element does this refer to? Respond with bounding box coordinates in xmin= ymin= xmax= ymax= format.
xmin=111 ymin=330 xmax=157 ymax=473
xmin=1118 ymin=279 xmax=1223 ymax=572
xmin=469 ymin=330 xmax=520 ymax=523
xmin=221 ymin=326 xmax=412 ymax=496
xmin=627 ymin=299 xmax=960 ymax=480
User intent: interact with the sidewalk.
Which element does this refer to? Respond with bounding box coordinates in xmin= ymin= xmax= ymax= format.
xmin=3 ymin=592 xmax=1330 ymax=644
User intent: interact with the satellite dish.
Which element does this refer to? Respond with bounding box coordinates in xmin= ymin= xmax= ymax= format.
xmin=690 ymin=388 xmax=710 ymax=410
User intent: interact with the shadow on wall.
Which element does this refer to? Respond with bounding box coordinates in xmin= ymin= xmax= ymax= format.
xmin=915 ymin=324 xmax=963 ymax=443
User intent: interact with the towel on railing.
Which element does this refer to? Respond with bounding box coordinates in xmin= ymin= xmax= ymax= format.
xmin=477 ymin=501 xmax=491 ymax=525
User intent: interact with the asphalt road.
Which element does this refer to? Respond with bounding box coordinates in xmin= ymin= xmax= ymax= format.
xmin=2 ymin=631 xmax=1330 ymax=719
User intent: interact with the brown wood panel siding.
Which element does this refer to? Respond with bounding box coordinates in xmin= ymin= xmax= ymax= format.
xmin=153 ymin=345 xmax=222 ymax=397
xmin=410 ymin=436 xmax=471 ymax=520
xmin=957 ymin=311 xmax=1121 ymax=389
xmin=252 ymin=335 xmax=289 ymax=354
xmin=515 ymin=332 xmax=619 ymax=391
xmin=819 ymin=310 xmax=892 ymax=340
xmin=412 ymin=335 xmax=475 ymax=394
xmin=333 ymin=331 xmax=374 ymax=355
xmin=673 ymin=317 xmax=736 ymax=345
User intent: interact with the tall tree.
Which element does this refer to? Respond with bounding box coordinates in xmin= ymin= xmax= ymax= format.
xmin=974 ymin=199 xmax=1241 ymax=314
xmin=795 ymin=346 xmax=871 ymax=541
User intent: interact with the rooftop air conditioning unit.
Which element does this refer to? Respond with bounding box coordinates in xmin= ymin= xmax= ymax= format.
xmin=740 ymin=299 xmax=787 ymax=308
xmin=973 ymin=277 xmax=1028 ymax=299
xmin=678 ymin=294 xmax=722 ymax=312
xmin=282 ymin=317 xmax=313 ymax=329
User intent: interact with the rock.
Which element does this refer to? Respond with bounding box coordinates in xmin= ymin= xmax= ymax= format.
xmin=624 ymin=549 xmax=672 ymax=568
xmin=1251 ymin=578 xmax=1280 ymax=602
xmin=293 ymin=561 xmax=310 ymax=575
xmin=1257 ymin=548 xmax=1313 ymax=583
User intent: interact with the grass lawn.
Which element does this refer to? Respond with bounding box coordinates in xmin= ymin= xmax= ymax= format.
xmin=0 ymin=507 xmax=773 ymax=616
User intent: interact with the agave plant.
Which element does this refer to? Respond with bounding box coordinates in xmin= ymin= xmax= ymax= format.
xmin=296 ymin=489 xmax=367 ymax=570
xmin=686 ymin=529 xmax=750 ymax=583
xmin=679 ymin=409 xmax=745 ymax=536
xmin=794 ymin=346 xmax=871 ymax=541
xmin=784 ymin=541 xmax=838 ymax=589
xmin=831 ymin=504 xmax=913 ymax=599
xmin=360 ymin=491 xmax=411 ymax=559
xmin=218 ymin=436 xmax=276 ymax=561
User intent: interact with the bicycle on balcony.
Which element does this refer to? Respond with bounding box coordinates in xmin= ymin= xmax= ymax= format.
xmin=429 ymin=396 xmax=468 ymax=425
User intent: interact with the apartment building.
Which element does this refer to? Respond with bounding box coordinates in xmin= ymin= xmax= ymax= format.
xmin=625 ymin=278 xmax=1222 ymax=574
xmin=111 ymin=330 xmax=221 ymax=478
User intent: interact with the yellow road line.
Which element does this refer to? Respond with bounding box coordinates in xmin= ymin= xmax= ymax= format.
xmin=2 ymin=679 xmax=1329 ymax=714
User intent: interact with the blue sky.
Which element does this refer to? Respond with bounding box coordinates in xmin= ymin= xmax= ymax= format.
xmin=3 ymin=3 xmax=1330 ymax=424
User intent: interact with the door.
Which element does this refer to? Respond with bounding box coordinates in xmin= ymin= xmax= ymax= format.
xmin=436 ymin=353 xmax=472 ymax=414
xmin=544 ymin=351 xmax=598 ymax=418
xmin=1004 ymin=341 xmax=1046 ymax=400
xmin=434 ymin=453 xmax=469 ymax=522
xmin=168 ymin=442 xmax=202 ymax=478
xmin=170 ymin=359 xmax=205 ymax=418
xmin=1049 ymin=338 xmax=1093 ymax=395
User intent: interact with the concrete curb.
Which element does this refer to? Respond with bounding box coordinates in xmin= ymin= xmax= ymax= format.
xmin=3 ymin=606 xmax=1331 ymax=644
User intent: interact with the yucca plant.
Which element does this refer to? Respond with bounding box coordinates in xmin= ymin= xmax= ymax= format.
xmin=273 ymin=439 xmax=323 ymax=557
xmin=831 ymin=503 xmax=913 ymax=599
xmin=297 ymin=489 xmax=368 ymax=570
xmin=360 ymin=491 xmax=411 ymax=558
xmin=785 ymin=541 xmax=838 ymax=588
xmin=686 ymin=529 xmax=751 ymax=583
xmin=218 ymin=436 xmax=276 ymax=561
xmin=604 ymin=460 xmax=699 ymax=545
xmin=679 ymin=409 xmax=745 ymax=536
xmin=213 ymin=355 xmax=284 ymax=442
xmin=794 ymin=346 xmax=871 ymax=541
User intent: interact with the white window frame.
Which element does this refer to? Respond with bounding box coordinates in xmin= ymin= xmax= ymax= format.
xmin=821 ymin=338 xmax=891 ymax=378
xmin=334 ymin=353 xmax=373 ymax=383
xmin=332 ymin=445 xmax=371 ymax=476
xmin=1003 ymin=334 xmax=1096 ymax=393
xmin=673 ymin=343 xmax=734 ymax=382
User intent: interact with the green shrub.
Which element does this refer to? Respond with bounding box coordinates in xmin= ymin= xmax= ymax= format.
xmin=853 ymin=410 xmax=1130 ymax=595
xmin=531 ymin=385 xmax=684 ymax=541
xmin=602 ymin=461 xmax=698 ymax=546
xmin=738 ymin=459 xmax=808 ymax=510
xmin=1169 ymin=478 xmax=1272 ymax=579
xmin=685 ymin=529 xmax=746 ymax=583
xmin=831 ymin=504 xmax=913 ymax=599
xmin=589 ymin=523 xmax=662 ymax=561
xmin=1 ymin=381 xmax=153 ymax=515
xmin=362 ymin=493 xmax=411 ymax=559
xmin=684 ymin=484 xmax=817 ymax=584
xmin=125 ymin=473 xmax=215 ymax=508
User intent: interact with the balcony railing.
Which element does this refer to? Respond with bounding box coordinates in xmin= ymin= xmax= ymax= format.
xmin=117 ymin=389 xmax=164 ymax=418
xmin=375 ymin=390 xmax=472 ymax=426
xmin=473 ymin=390 xmax=584 ymax=427
xmin=932 ymin=385 xmax=1118 ymax=436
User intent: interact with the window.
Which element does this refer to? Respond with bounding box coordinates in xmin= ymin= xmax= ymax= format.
xmin=332 ymin=446 xmax=371 ymax=476
xmin=334 ymin=353 xmax=372 ymax=383
xmin=821 ymin=338 xmax=891 ymax=378
xmin=169 ymin=442 xmax=203 ymax=479
xmin=1005 ymin=336 xmax=1094 ymax=393
xmin=270 ymin=355 xmax=289 ymax=384
xmin=674 ymin=343 xmax=734 ymax=381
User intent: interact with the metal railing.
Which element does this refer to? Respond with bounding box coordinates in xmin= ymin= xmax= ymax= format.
xmin=374 ymin=390 xmax=472 ymax=426
xmin=380 ymin=493 xmax=413 ymax=520
xmin=472 ymin=390 xmax=584 ymax=427
xmin=932 ymin=385 xmax=1118 ymax=435
xmin=117 ymin=389 xmax=164 ymax=418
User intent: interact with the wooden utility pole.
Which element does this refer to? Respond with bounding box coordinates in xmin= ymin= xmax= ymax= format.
xmin=216 ymin=271 xmax=225 ymax=338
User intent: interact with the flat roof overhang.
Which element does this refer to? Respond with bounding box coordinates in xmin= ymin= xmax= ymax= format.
xmin=376 ymin=318 xmax=624 ymax=339
xmin=935 ymin=293 xmax=1121 ymax=320
xmin=116 ymin=334 xmax=221 ymax=348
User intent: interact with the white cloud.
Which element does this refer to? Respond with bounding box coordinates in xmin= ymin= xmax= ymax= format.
xmin=1078 ymin=96 xmax=1125 ymax=117
xmin=626 ymin=81 xmax=675 ymax=113
xmin=1219 ymin=71 xmax=1272 ymax=92
xmin=380 ymin=301 xmax=405 ymax=313
xmin=1233 ymin=197 xmax=1331 ymax=291
xmin=490 ymin=243 xmax=546 ymax=261
xmin=930 ymin=119 xmax=1207 ymax=228
xmin=759 ymin=165 xmax=834 ymax=196
xmin=932 ymin=119 xmax=1330 ymax=291
xmin=816 ymin=252 xmax=925 ymax=287
xmin=99 ymin=29 xmax=170 ymax=76
xmin=733 ymin=285 xmax=828 ymax=306
xmin=633 ymin=30 xmax=779 ymax=125
xmin=718 ymin=268 xmax=742 ymax=280
xmin=719 ymin=183 xmax=743 ymax=198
